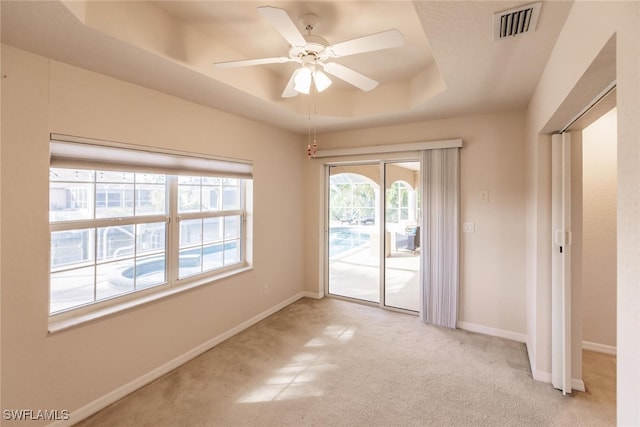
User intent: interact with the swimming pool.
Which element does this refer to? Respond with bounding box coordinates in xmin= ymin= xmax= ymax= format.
xmin=329 ymin=227 xmax=371 ymax=257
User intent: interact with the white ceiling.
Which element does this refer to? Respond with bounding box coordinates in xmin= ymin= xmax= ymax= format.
xmin=0 ymin=1 xmax=573 ymax=134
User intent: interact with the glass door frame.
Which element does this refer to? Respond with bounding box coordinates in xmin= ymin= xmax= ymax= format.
xmin=323 ymin=158 xmax=421 ymax=315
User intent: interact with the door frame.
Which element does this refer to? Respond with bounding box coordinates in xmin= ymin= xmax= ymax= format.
xmin=323 ymin=158 xmax=421 ymax=315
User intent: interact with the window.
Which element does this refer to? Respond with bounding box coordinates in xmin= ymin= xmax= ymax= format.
xmin=176 ymin=176 xmax=243 ymax=279
xmin=48 ymin=136 xmax=252 ymax=316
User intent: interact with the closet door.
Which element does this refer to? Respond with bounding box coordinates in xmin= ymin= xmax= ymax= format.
xmin=551 ymin=132 xmax=573 ymax=395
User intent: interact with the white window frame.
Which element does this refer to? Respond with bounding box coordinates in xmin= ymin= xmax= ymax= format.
xmin=48 ymin=135 xmax=253 ymax=331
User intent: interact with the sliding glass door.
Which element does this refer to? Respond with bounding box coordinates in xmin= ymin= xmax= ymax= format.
xmin=327 ymin=164 xmax=380 ymax=303
xmin=384 ymin=162 xmax=420 ymax=311
xmin=327 ymin=161 xmax=420 ymax=312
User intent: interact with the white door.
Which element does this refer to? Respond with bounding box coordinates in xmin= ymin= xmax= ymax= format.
xmin=551 ymin=132 xmax=572 ymax=394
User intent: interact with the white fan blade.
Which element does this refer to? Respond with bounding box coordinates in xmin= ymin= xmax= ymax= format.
xmin=281 ymin=69 xmax=299 ymax=98
xmin=323 ymin=62 xmax=379 ymax=91
xmin=258 ymin=6 xmax=306 ymax=47
xmin=328 ymin=29 xmax=404 ymax=58
xmin=214 ymin=57 xmax=293 ymax=69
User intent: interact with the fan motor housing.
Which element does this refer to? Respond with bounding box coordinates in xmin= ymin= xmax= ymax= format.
xmin=289 ymin=36 xmax=329 ymax=61
xmin=289 ymin=14 xmax=331 ymax=62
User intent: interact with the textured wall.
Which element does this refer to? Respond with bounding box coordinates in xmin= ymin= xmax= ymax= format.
xmin=304 ymin=110 xmax=528 ymax=336
xmin=1 ymin=45 xmax=305 ymax=424
xmin=582 ymin=108 xmax=617 ymax=348
xmin=525 ymin=2 xmax=640 ymax=422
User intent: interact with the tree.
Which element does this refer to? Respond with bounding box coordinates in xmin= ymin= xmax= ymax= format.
xmin=329 ymin=174 xmax=376 ymax=222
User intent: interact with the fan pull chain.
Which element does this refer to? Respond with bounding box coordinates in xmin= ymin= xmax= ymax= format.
xmin=307 ymin=82 xmax=318 ymax=159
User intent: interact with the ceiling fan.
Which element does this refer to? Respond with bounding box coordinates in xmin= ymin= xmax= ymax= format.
xmin=213 ymin=6 xmax=404 ymax=98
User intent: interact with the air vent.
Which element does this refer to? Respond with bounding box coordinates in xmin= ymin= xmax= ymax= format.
xmin=494 ymin=2 xmax=541 ymax=40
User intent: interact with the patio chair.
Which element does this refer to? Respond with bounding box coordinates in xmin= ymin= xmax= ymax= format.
xmin=395 ymin=226 xmax=420 ymax=252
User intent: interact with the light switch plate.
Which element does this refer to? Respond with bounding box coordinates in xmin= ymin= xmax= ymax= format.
xmin=463 ymin=222 xmax=475 ymax=233
xmin=480 ymin=190 xmax=489 ymax=203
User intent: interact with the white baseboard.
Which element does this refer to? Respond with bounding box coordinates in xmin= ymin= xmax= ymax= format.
xmin=535 ymin=376 xmax=587 ymax=393
xmin=532 ymin=370 xmax=585 ymax=392
xmin=457 ymin=321 xmax=527 ymax=343
xmin=301 ymin=290 xmax=324 ymax=299
xmin=533 ymin=369 xmax=552 ymax=383
xmin=582 ymin=340 xmax=617 ymax=355
xmin=48 ymin=292 xmax=309 ymax=427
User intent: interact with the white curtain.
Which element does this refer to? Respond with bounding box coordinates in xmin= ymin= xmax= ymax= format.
xmin=420 ymin=148 xmax=460 ymax=328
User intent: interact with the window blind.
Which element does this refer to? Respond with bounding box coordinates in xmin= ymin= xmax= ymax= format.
xmin=50 ymin=134 xmax=253 ymax=179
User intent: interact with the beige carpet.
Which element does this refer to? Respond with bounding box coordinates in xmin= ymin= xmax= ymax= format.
xmin=76 ymin=298 xmax=615 ymax=426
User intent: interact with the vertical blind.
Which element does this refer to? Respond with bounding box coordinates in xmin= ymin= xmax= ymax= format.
xmin=420 ymin=148 xmax=460 ymax=328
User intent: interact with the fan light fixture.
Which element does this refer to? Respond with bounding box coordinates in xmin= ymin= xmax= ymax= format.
xmin=294 ymin=66 xmax=332 ymax=94
xmin=294 ymin=67 xmax=312 ymax=94
xmin=313 ymin=69 xmax=332 ymax=92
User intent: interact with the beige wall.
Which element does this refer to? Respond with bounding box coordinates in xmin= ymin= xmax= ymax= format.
xmin=582 ymin=108 xmax=617 ymax=348
xmin=0 ymin=4 xmax=4 ymax=415
xmin=304 ymin=110 xmax=528 ymax=335
xmin=525 ymin=2 xmax=639 ymax=423
xmin=2 ymin=2 xmax=639 ymax=424
xmin=0 ymin=45 xmax=305 ymax=423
